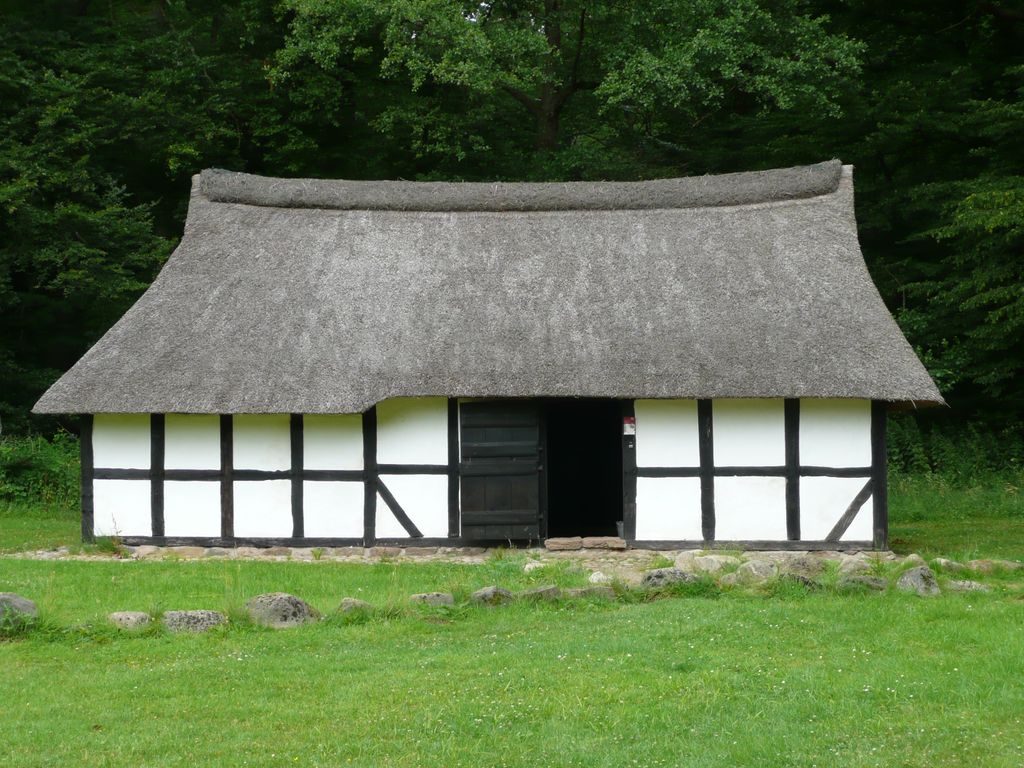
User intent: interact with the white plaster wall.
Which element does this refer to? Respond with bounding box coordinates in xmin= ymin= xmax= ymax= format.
xmin=376 ymin=474 xmax=448 ymax=538
xmin=165 ymin=414 xmax=221 ymax=470
xmin=713 ymin=476 xmax=787 ymax=540
xmin=634 ymin=400 xmax=700 ymax=467
xmin=800 ymin=399 xmax=872 ymax=467
xmin=164 ymin=481 xmax=221 ymax=537
xmin=233 ymin=415 xmax=291 ymax=471
xmin=304 ymin=481 xmax=364 ymax=537
xmin=800 ymin=476 xmax=874 ymax=541
xmin=304 ymin=414 xmax=363 ymax=470
xmin=233 ymin=480 xmax=292 ymax=537
xmin=713 ymin=399 xmax=785 ymax=466
xmin=93 ymin=414 xmax=150 ymax=469
xmin=376 ymin=397 xmax=448 ymax=465
xmin=93 ymin=479 xmax=151 ymax=536
xmin=635 ymin=477 xmax=702 ymax=540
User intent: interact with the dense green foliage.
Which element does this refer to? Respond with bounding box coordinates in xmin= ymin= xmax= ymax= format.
xmin=1 ymin=1 xmax=1021 ymax=436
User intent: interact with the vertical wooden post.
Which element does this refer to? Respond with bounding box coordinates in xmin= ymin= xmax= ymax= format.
xmin=80 ymin=414 xmax=94 ymax=543
xmin=447 ymin=398 xmax=460 ymax=538
xmin=621 ymin=400 xmax=637 ymax=541
xmin=363 ymin=406 xmax=377 ymax=546
xmin=290 ymin=413 xmax=304 ymax=539
xmin=697 ymin=399 xmax=715 ymax=541
xmin=220 ymin=415 xmax=234 ymax=540
xmin=871 ymin=400 xmax=888 ymax=549
xmin=151 ymin=414 xmax=165 ymax=538
xmin=784 ymin=399 xmax=800 ymax=540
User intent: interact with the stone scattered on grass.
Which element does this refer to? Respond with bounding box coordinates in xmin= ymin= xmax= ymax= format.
xmin=902 ymin=553 xmax=927 ymax=568
xmin=588 ymin=571 xmax=611 ymax=585
xmin=338 ymin=597 xmax=373 ymax=613
xmin=735 ymin=559 xmax=777 ymax=582
xmin=779 ymin=555 xmax=825 ymax=579
xmin=933 ymin=557 xmax=967 ymax=573
xmin=641 ymin=568 xmax=698 ymax=588
xmin=523 ymin=561 xmax=545 ymax=573
xmin=838 ymin=553 xmax=873 ymax=575
xmin=470 ymin=586 xmax=514 ymax=605
xmin=108 ymin=611 xmax=151 ymax=630
xmin=518 ymin=585 xmax=562 ymax=601
xmin=163 ymin=610 xmax=227 ymax=633
xmin=896 ymin=566 xmax=940 ymax=597
xmin=0 ymin=593 xmax=37 ymax=622
xmin=837 ymin=575 xmax=887 ymax=591
xmin=565 ymin=586 xmax=615 ymax=600
xmin=410 ymin=592 xmax=455 ymax=607
xmin=131 ymin=545 xmax=162 ymax=560
xmin=946 ymin=579 xmax=992 ymax=593
xmin=544 ymin=537 xmax=583 ymax=551
xmin=245 ymin=593 xmax=319 ymax=629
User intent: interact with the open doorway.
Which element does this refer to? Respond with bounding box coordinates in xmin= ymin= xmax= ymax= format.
xmin=544 ymin=399 xmax=623 ymax=538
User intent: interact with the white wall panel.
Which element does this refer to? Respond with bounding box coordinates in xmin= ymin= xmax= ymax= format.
xmin=233 ymin=415 xmax=290 ymax=471
xmin=304 ymin=414 xmax=363 ymax=470
xmin=165 ymin=414 xmax=220 ymax=470
xmin=164 ymin=481 xmax=221 ymax=537
xmin=635 ymin=477 xmax=703 ymax=540
xmin=713 ymin=476 xmax=787 ymax=540
xmin=234 ymin=480 xmax=292 ymax=537
xmin=93 ymin=479 xmax=151 ymax=536
xmin=634 ymin=399 xmax=700 ymax=468
xmin=800 ymin=399 xmax=872 ymax=467
xmin=376 ymin=474 xmax=448 ymax=538
xmin=713 ymin=399 xmax=785 ymax=466
xmin=304 ymin=481 xmax=364 ymax=537
xmin=376 ymin=397 xmax=447 ymax=465
xmin=93 ymin=414 xmax=150 ymax=469
xmin=800 ymin=476 xmax=874 ymax=541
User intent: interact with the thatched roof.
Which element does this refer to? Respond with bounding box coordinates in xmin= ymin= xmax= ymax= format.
xmin=34 ymin=160 xmax=942 ymax=414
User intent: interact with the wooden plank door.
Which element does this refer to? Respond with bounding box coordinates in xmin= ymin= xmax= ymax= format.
xmin=459 ymin=401 xmax=542 ymax=541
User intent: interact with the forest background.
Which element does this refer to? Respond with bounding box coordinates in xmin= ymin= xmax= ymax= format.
xmin=1 ymin=0 xmax=1021 ymax=475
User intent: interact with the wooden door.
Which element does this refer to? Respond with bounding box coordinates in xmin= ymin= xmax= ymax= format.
xmin=459 ymin=401 xmax=542 ymax=541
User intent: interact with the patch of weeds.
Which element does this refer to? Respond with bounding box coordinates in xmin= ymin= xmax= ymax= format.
xmin=764 ymin=574 xmax=820 ymax=598
xmin=311 ymin=547 xmax=326 ymax=561
xmin=649 ymin=554 xmax=675 ymax=569
xmin=0 ymin=611 xmax=38 ymax=640
xmin=88 ymin=536 xmax=128 ymax=558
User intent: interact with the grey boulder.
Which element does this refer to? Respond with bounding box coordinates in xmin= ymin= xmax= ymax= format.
xmin=108 ymin=611 xmax=152 ymax=630
xmin=470 ymin=586 xmax=514 ymax=605
xmin=518 ymin=585 xmax=562 ymax=601
xmin=0 ymin=593 xmax=37 ymax=622
xmin=245 ymin=592 xmax=319 ymax=629
xmin=837 ymin=575 xmax=887 ymax=592
xmin=946 ymin=579 xmax=991 ymax=593
xmin=641 ymin=568 xmax=698 ymax=588
xmin=163 ymin=610 xmax=227 ymax=633
xmin=565 ymin=586 xmax=616 ymax=600
xmin=896 ymin=566 xmax=940 ymax=597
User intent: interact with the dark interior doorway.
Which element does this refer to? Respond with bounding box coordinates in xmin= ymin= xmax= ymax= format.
xmin=544 ymin=399 xmax=623 ymax=538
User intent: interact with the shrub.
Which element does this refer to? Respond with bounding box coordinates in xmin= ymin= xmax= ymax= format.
xmin=0 ymin=433 xmax=79 ymax=508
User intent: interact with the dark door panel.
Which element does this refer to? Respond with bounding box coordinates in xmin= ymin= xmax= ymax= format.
xmin=459 ymin=401 xmax=542 ymax=541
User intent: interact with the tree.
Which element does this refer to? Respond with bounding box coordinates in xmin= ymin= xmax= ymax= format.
xmin=273 ymin=0 xmax=863 ymax=179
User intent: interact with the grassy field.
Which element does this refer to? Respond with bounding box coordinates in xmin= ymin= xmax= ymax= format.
xmin=2 ymin=441 xmax=1023 ymax=767
xmin=2 ymin=556 xmax=1024 ymax=768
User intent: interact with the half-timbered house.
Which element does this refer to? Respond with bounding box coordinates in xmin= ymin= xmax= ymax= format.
xmin=33 ymin=160 xmax=943 ymax=550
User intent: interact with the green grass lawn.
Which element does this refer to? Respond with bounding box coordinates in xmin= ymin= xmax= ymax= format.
xmin=2 ymin=557 xmax=1024 ymax=768
xmin=2 ymin=471 xmax=1023 ymax=767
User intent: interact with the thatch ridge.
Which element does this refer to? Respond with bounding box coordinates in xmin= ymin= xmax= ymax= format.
xmin=33 ymin=161 xmax=943 ymax=414
xmin=200 ymin=159 xmax=843 ymax=212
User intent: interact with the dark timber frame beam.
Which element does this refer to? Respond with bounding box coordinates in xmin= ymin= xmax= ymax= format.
xmin=871 ymin=400 xmax=888 ymax=549
xmin=80 ymin=415 xmax=94 ymax=543
xmin=151 ymin=414 xmax=165 ymax=538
